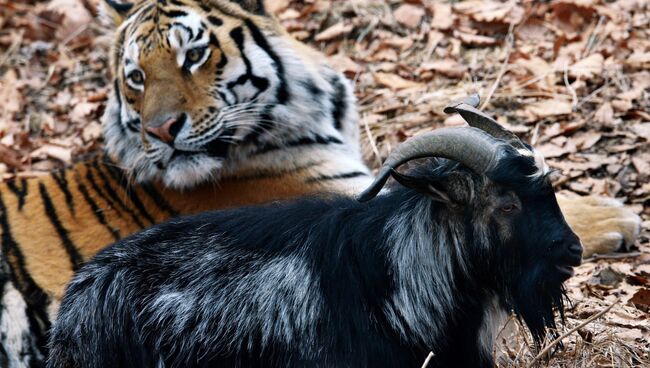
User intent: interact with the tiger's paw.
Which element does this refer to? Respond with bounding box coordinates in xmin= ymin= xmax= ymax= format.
xmin=556 ymin=193 xmax=641 ymax=258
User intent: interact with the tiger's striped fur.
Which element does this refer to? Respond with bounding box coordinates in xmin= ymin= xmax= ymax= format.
xmin=1 ymin=152 xmax=370 ymax=367
xmin=0 ymin=0 xmax=640 ymax=367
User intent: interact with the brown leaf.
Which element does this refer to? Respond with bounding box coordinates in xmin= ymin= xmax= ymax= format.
xmin=526 ymin=99 xmax=573 ymax=119
xmin=419 ymin=59 xmax=467 ymax=78
xmin=594 ymin=102 xmax=614 ymax=125
xmin=0 ymin=144 xmax=24 ymax=170
xmin=611 ymin=98 xmax=633 ymax=113
xmin=569 ymin=53 xmax=604 ymax=79
xmin=573 ymin=131 xmax=602 ymax=151
xmin=537 ymin=142 xmax=572 ymax=158
xmin=315 ymin=23 xmax=353 ymax=42
xmin=393 ymin=4 xmax=425 ymax=29
xmin=46 ymin=0 xmax=92 ymax=42
xmin=631 ymin=123 xmax=650 ymax=141
xmin=516 ymin=56 xmax=552 ymax=77
xmin=82 ymin=121 xmax=103 ymax=142
xmin=429 ymin=3 xmax=453 ymax=30
xmin=453 ymin=31 xmax=498 ymax=46
xmin=0 ymin=70 xmax=23 ymax=118
xmin=631 ymin=153 xmax=650 ymax=176
xmin=327 ymin=54 xmax=361 ymax=75
xmin=30 ymin=145 xmax=72 ymax=164
xmin=453 ymin=1 xmax=524 ymax=24
xmin=266 ymin=0 xmax=291 ymax=14
xmin=69 ymin=101 xmax=99 ymax=125
xmin=630 ymin=288 xmax=650 ymax=313
xmin=372 ymin=73 xmax=423 ymax=90
xmin=626 ymin=52 xmax=650 ymax=70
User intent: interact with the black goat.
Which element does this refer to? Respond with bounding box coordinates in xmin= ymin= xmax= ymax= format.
xmin=47 ymin=100 xmax=582 ymax=368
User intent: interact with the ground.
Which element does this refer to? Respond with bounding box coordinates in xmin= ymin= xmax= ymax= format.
xmin=0 ymin=0 xmax=649 ymax=366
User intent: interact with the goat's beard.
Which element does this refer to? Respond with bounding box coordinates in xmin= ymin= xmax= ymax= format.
xmin=506 ymin=270 xmax=568 ymax=345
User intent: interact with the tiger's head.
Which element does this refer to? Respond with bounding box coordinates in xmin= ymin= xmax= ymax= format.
xmin=102 ymin=0 xmax=360 ymax=189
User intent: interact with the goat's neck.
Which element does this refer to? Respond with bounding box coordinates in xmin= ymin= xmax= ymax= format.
xmin=370 ymin=190 xmax=502 ymax=363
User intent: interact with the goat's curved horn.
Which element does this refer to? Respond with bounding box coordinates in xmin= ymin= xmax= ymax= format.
xmin=357 ymin=127 xmax=503 ymax=202
xmin=444 ymin=94 xmax=527 ymax=151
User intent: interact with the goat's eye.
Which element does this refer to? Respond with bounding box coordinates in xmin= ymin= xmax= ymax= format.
xmin=186 ymin=47 xmax=205 ymax=64
xmin=128 ymin=70 xmax=144 ymax=85
xmin=501 ymin=204 xmax=516 ymax=213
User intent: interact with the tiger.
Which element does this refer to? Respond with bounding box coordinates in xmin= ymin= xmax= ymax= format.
xmin=0 ymin=0 xmax=641 ymax=367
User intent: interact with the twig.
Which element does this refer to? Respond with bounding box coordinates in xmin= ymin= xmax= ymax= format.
xmin=525 ymin=299 xmax=620 ymax=368
xmin=583 ymin=15 xmax=607 ymax=58
xmin=0 ymin=30 xmax=24 ymax=70
xmin=421 ymin=352 xmax=434 ymax=368
xmin=362 ymin=113 xmax=383 ymax=168
xmin=583 ymin=252 xmax=641 ymax=262
xmin=564 ymin=61 xmax=578 ymax=108
xmin=480 ymin=24 xmax=515 ymax=110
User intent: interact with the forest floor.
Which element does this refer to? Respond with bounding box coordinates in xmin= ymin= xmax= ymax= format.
xmin=1 ymin=0 xmax=649 ymax=366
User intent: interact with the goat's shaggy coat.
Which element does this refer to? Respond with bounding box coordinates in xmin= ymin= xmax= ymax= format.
xmin=47 ymin=148 xmax=581 ymax=368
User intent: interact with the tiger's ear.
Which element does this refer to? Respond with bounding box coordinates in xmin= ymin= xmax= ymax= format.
xmin=102 ymin=0 xmax=134 ymax=27
xmin=230 ymin=0 xmax=267 ymax=15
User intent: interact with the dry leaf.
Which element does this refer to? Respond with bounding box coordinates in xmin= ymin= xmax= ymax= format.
xmin=82 ymin=121 xmax=103 ymax=142
xmin=393 ymin=4 xmax=425 ymax=29
xmin=419 ymin=59 xmax=467 ymax=78
xmin=0 ymin=144 xmax=24 ymax=170
xmin=429 ymin=3 xmax=453 ymax=30
xmin=46 ymin=0 xmax=92 ymax=41
xmin=315 ymin=23 xmax=353 ymax=42
xmin=69 ymin=101 xmax=99 ymax=125
xmin=611 ymin=99 xmax=633 ymax=113
xmin=328 ymin=54 xmax=361 ymax=75
xmin=454 ymin=31 xmax=498 ymax=46
xmin=266 ymin=0 xmax=290 ymax=14
xmin=526 ymin=99 xmax=573 ymax=118
xmin=626 ymin=52 xmax=650 ymax=69
xmin=630 ymin=288 xmax=650 ymax=312
xmin=594 ymin=102 xmax=614 ymax=125
xmin=0 ymin=70 xmax=23 ymax=118
xmin=453 ymin=0 xmax=524 ymax=24
xmin=516 ymin=56 xmax=553 ymax=77
xmin=373 ymin=73 xmax=423 ymax=90
xmin=30 ymin=145 xmax=72 ymax=164
xmin=537 ymin=142 xmax=572 ymax=158
xmin=570 ymin=53 xmax=604 ymax=79
xmin=574 ymin=131 xmax=602 ymax=150
xmin=631 ymin=123 xmax=650 ymax=141
xmin=631 ymin=153 xmax=650 ymax=175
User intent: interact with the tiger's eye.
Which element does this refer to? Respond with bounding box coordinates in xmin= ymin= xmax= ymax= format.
xmin=129 ymin=70 xmax=144 ymax=84
xmin=187 ymin=48 xmax=203 ymax=63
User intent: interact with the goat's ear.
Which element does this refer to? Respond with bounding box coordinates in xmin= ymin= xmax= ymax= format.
xmin=390 ymin=169 xmax=452 ymax=204
xmin=102 ymin=0 xmax=134 ymax=27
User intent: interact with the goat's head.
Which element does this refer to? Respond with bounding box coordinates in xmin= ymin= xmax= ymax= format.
xmin=358 ymin=95 xmax=582 ymax=343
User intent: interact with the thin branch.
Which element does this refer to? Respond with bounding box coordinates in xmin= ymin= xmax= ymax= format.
xmin=421 ymin=352 xmax=434 ymax=368
xmin=525 ymin=299 xmax=620 ymax=368
xmin=564 ymin=61 xmax=578 ymax=108
xmin=481 ymin=24 xmax=515 ymax=110
xmin=362 ymin=113 xmax=383 ymax=168
xmin=583 ymin=252 xmax=641 ymax=262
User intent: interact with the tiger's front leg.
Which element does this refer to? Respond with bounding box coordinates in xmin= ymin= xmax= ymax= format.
xmin=557 ymin=193 xmax=641 ymax=258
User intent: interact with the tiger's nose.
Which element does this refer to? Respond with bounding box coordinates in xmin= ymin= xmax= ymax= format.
xmin=146 ymin=114 xmax=186 ymax=144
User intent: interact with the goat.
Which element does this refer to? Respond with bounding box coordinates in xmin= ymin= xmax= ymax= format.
xmin=47 ymin=99 xmax=582 ymax=368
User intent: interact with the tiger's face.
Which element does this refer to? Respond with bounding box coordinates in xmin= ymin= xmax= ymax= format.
xmin=103 ymin=0 xmax=355 ymax=189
